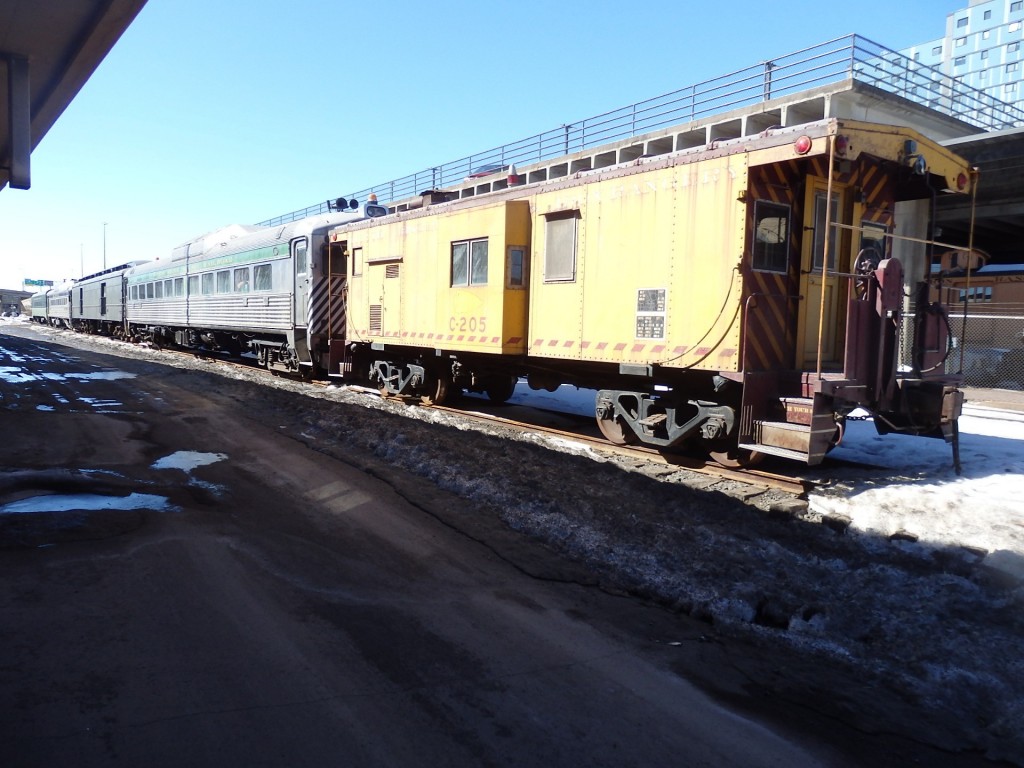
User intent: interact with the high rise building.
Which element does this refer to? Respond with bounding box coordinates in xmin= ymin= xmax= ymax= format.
xmin=903 ymin=0 xmax=1024 ymax=108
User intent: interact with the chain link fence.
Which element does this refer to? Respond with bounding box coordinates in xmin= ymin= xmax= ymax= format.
xmin=950 ymin=313 xmax=1024 ymax=390
xmin=899 ymin=306 xmax=1024 ymax=390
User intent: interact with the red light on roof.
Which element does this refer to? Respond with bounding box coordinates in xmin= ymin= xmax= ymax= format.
xmin=794 ymin=136 xmax=813 ymax=155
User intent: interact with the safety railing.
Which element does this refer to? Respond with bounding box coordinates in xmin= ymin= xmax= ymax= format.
xmin=258 ymin=34 xmax=1024 ymax=227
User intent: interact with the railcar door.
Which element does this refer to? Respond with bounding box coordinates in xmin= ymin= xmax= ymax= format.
xmin=798 ymin=178 xmax=851 ymax=366
xmin=292 ymin=237 xmax=309 ymax=327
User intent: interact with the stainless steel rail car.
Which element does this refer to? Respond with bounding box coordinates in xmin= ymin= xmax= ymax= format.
xmin=31 ymin=283 xmax=73 ymax=328
xmin=71 ymin=262 xmax=144 ymax=336
xmin=125 ymin=202 xmax=386 ymax=372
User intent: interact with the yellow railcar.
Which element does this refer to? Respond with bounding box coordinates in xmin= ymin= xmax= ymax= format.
xmin=327 ymin=118 xmax=974 ymax=466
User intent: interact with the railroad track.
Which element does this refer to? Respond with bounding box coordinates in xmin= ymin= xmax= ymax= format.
xmin=430 ymin=404 xmax=813 ymax=497
xmin=46 ymin=331 xmax=814 ymax=498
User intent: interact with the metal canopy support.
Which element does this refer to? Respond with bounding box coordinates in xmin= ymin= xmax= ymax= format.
xmin=6 ymin=55 xmax=31 ymax=190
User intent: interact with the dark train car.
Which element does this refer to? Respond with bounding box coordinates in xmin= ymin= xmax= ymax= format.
xmin=71 ymin=262 xmax=144 ymax=335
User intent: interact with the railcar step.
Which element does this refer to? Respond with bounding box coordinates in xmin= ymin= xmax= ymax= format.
xmin=754 ymin=419 xmax=811 ymax=454
xmin=738 ymin=442 xmax=810 ymax=463
xmin=778 ymin=397 xmax=814 ymax=425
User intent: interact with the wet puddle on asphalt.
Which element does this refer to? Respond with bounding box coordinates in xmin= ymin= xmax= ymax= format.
xmin=0 ymin=452 xmax=228 ymax=525
xmin=0 ymin=492 xmax=175 ymax=515
xmin=151 ymin=451 xmax=227 ymax=472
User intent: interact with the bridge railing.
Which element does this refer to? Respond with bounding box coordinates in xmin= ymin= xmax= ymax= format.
xmin=258 ymin=34 xmax=1024 ymax=227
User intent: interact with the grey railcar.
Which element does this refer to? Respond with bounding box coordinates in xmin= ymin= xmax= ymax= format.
xmin=126 ymin=205 xmax=384 ymax=372
xmin=29 ymin=290 xmax=49 ymax=323
xmin=72 ymin=262 xmax=144 ymax=335
xmin=44 ymin=283 xmax=73 ymax=328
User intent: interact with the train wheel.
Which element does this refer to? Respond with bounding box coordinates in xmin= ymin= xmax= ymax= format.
xmin=420 ymin=375 xmax=449 ymax=406
xmin=596 ymin=414 xmax=639 ymax=446
xmin=709 ymin=447 xmax=764 ymax=469
xmin=485 ymin=375 xmax=518 ymax=404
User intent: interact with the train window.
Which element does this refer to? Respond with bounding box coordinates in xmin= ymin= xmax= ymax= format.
xmin=752 ymin=201 xmax=790 ymax=273
xmin=544 ymin=211 xmax=578 ymax=283
xmin=216 ymin=270 xmax=231 ymax=293
xmin=470 ymin=240 xmax=488 ymax=285
xmin=254 ymin=264 xmax=272 ymax=291
xmin=155 ymin=281 xmax=164 ymax=299
xmin=507 ymin=246 xmax=527 ymax=288
xmin=163 ymin=279 xmax=173 ymax=298
xmin=860 ymin=222 xmax=888 ymax=264
xmin=234 ymin=268 xmax=250 ymax=293
xmin=146 ymin=283 xmax=154 ymax=300
xmin=202 ymin=273 xmax=214 ymax=295
xmin=130 ymin=285 xmax=138 ymax=301
xmin=451 ymin=238 xmax=488 ymax=286
xmin=295 ymin=239 xmax=308 ymax=275
xmin=174 ymin=278 xmax=184 ymax=297
xmin=188 ymin=275 xmax=199 ymax=296
xmin=812 ymin=191 xmax=840 ymax=271
xmin=352 ymin=247 xmax=363 ymax=277
xmin=451 ymin=242 xmax=469 ymax=286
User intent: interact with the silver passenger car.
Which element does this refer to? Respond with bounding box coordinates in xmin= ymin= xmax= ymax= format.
xmin=125 ymin=204 xmax=386 ymax=372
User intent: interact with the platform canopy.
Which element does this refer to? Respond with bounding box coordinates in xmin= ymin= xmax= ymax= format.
xmin=1 ymin=0 xmax=148 ymax=191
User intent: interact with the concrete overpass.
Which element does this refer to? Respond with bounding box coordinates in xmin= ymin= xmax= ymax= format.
xmin=939 ymin=128 xmax=1024 ymax=261
xmin=1 ymin=0 xmax=148 ymax=192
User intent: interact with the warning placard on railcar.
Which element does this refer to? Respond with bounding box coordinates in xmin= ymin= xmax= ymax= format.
xmin=636 ymin=288 xmax=666 ymax=339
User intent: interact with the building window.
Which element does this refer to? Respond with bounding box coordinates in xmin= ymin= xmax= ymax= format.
xmin=982 ymin=49 xmax=989 ymax=59
xmin=254 ymin=264 xmax=272 ymax=291
xmin=955 ymin=56 xmax=966 ymax=66
xmin=955 ymin=36 xmax=967 ymax=47
xmin=451 ymin=238 xmax=489 ymax=286
xmin=1013 ymin=1 xmax=1023 ymax=12
xmin=1010 ymin=42 xmax=1022 ymax=53
xmin=956 ymin=16 xmax=968 ymax=28
xmin=544 ymin=211 xmax=579 ymax=283
xmin=985 ymin=9 xmax=992 ymax=19
xmin=959 ymin=286 xmax=994 ymax=303
xmin=932 ymin=45 xmax=942 ymax=55
xmin=1011 ymin=21 xmax=1022 ymax=32
xmin=752 ymin=201 xmax=791 ymax=273
xmin=1008 ymin=62 xmax=1018 ymax=73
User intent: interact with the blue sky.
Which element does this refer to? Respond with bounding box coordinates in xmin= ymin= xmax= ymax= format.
xmin=0 ymin=0 xmax=965 ymax=288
